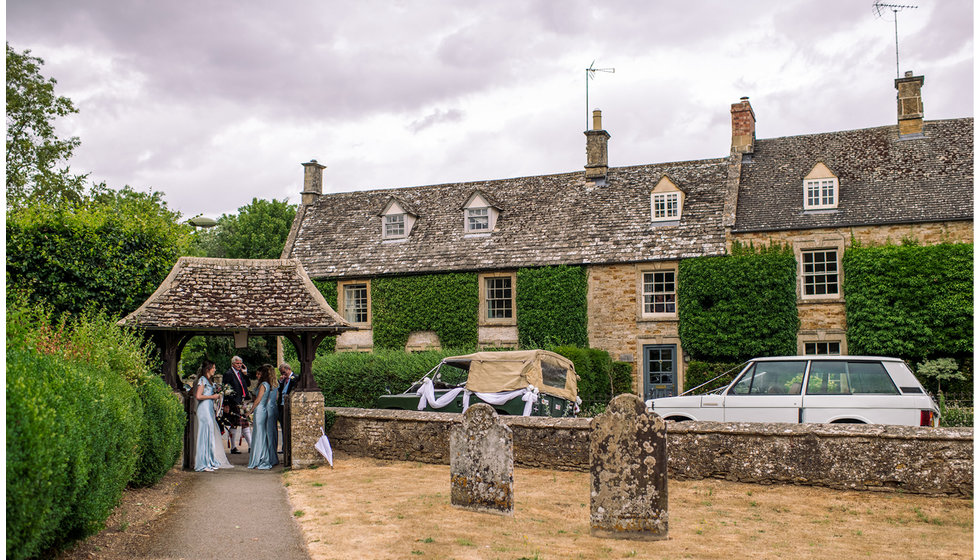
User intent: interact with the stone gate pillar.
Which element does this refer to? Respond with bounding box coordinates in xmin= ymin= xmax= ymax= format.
xmin=590 ymin=393 xmax=668 ymax=540
xmin=289 ymin=391 xmax=327 ymax=468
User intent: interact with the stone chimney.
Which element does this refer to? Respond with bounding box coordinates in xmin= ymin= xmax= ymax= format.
xmin=301 ymin=159 xmax=326 ymax=205
xmin=895 ymin=71 xmax=925 ymax=137
xmin=731 ymin=97 xmax=755 ymax=154
xmin=584 ymin=109 xmax=610 ymax=181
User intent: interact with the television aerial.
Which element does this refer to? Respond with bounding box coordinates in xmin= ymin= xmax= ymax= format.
xmin=873 ymin=1 xmax=918 ymax=78
xmin=586 ymin=60 xmax=615 ymax=130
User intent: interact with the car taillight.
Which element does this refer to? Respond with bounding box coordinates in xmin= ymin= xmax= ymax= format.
xmin=920 ymin=410 xmax=934 ymax=427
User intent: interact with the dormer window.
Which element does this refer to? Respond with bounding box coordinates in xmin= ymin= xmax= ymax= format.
xmin=466 ymin=208 xmax=489 ymax=231
xmin=378 ymin=197 xmax=416 ymax=239
xmin=462 ymin=190 xmax=500 ymax=234
xmin=384 ymin=214 xmax=405 ymax=238
xmin=650 ymin=176 xmax=685 ymax=223
xmin=803 ymin=163 xmax=839 ymax=210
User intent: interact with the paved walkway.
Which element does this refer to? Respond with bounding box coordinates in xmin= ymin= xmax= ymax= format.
xmin=141 ymin=451 xmax=310 ymax=559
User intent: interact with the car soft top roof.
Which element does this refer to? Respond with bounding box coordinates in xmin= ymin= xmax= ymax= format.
xmin=442 ymin=350 xmax=579 ymax=402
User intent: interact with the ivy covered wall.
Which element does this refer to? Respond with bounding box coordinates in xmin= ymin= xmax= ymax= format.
xmin=678 ymin=243 xmax=799 ymax=361
xmin=371 ymin=273 xmax=480 ymax=350
xmin=516 ymin=265 xmax=588 ymax=348
xmin=843 ymin=241 xmax=973 ymax=361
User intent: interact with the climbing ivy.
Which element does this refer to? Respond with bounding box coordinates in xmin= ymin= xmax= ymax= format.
xmin=843 ymin=241 xmax=973 ymax=362
xmin=678 ymin=242 xmax=799 ymax=361
xmin=516 ymin=265 xmax=588 ymax=348
xmin=371 ymin=273 xmax=479 ymax=350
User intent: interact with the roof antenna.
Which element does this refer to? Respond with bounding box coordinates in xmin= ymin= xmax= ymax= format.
xmin=586 ymin=60 xmax=615 ymax=130
xmin=873 ymin=1 xmax=918 ymax=78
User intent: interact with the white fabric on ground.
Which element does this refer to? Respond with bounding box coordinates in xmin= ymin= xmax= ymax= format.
xmin=315 ymin=427 xmax=334 ymax=467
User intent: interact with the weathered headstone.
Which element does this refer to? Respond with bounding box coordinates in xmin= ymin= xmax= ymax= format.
xmin=450 ymin=403 xmax=514 ymax=515
xmin=590 ymin=393 xmax=668 ymax=540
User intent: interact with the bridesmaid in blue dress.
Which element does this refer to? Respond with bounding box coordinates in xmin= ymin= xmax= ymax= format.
xmin=247 ymin=364 xmax=279 ymax=470
xmin=194 ymin=360 xmax=222 ymax=472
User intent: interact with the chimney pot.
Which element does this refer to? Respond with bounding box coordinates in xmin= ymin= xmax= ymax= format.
xmin=584 ymin=109 xmax=610 ymax=181
xmin=301 ymin=159 xmax=326 ymax=205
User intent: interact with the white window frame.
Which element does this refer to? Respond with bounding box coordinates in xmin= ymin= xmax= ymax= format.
xmin=466 ymin=207 xmax=490 ymax=232
xmin=651 ymin=192 xmax=680 ymax=221
xmin=803 ymin=178 xmax=838 ymax=210
xmin=800 ymin=249 xmax=840 ymax=299
xmin=339 ymin=281 xmax=371 ymax=326
xmin=384 ymin=214 xmax=406 ymax=239
xmin=639 ymin=268 xmax=678 ymax=318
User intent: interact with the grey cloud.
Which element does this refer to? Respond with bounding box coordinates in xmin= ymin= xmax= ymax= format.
xmin=409 ymin=108 xmax=465 ymax=133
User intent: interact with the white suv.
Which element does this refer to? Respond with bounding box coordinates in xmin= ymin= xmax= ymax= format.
xmin=646 ymin=356 xmax=941 ymax=427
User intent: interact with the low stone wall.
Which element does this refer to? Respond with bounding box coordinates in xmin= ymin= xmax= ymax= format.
xmin=325 ymin=408 xmax=973 ymax=496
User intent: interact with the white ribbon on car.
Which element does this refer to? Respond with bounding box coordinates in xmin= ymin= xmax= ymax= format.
xmin=462 ymin=384 xmax=540 ymax=416
xmin=574 ymin=396 xmax=582 ymax=415
xmin=415 ymin=377 xmax=466 ymax=410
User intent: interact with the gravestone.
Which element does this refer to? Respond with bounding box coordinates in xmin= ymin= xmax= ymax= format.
xmin=590 ymin=393 xmax=668 ymax=540
xmin=450 ymin=403 xmax=514 ymax=515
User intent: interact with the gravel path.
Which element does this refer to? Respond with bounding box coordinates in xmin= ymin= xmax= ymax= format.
xmin=141 ymin=452 xmax=310 ymax=560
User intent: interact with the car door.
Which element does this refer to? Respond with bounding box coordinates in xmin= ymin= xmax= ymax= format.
xmin=723 ymin=360 xmax=806 ymax=423
xmin=802 ymin=360 xmax=910 ymax=424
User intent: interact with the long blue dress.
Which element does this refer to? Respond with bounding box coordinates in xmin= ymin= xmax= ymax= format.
xmin=247 ymin=381 xmax=275 ymax=469
xmin=268 ymin=391 xmax=280 ymax=466
xmin=195 ymin=377 xmax=221 ymax=471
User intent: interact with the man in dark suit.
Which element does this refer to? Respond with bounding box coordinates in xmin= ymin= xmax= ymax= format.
xmin=276 ymin=363 xmax=297 ymax=454
xmin=225 ymin=355 xmax=252 ymax=454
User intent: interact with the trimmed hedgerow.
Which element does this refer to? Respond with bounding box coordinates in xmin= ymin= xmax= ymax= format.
xmin=551 ymin=345 xmax=633 ymax=414
xmin=678 ymin=242 xmax=799 ymax=361
xmin=371 ymin=273 xmax=479 ymax=350
xmin=843 ymin=241 xmax=973 ymax=362
xmin=683 ymin=360 xmax=745 ymax=393
xmin=516 ymin=265 xmax=588 ymax=348
xmin=131 ymin=376 xmax=185 ymax=487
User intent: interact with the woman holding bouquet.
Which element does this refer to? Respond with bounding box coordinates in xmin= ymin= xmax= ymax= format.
xmin=247 ymin=364 xmax=279 ymax=470
xmin=194 ymin=360 xmax=225 ymax=472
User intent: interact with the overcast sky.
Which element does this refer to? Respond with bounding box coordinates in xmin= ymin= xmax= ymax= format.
xmin=7 ymin=0 xmax=974 ymax=219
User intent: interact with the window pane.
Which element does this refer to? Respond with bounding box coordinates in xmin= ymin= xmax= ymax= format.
xmin=486 ymin=277 xmax=512 ymax=319
xmin=385 ymin=214 xmax=405 ymax=237
xmin=848 ymin=362 xmax=899 ymax=394
xmin=467 ymin=208 xmax=489 ymax=231
xmin=807 ymin=361 xmax=848 ymax=395
xmin=541 ymin=360 xmax=568 ymax=390
xmin=343 ymin=284 xmax=368 ymax=323
xmin=731 ymin=361 xmax=805 ymax=395
xmin=642 ymin=271 xmax=676 ymax=314
xmin=802 ymin=250 xmax=838 ymax=297
xmin=805 ymin=342 xmax=841 ymax=355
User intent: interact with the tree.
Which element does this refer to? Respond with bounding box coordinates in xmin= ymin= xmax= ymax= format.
xmin=6 ymin=186 xmax=195 ymax=319
xmin=196 ymin=198 xmax=297 ymax=259
xmin=6 ymin=43 xmax=87 ymax=209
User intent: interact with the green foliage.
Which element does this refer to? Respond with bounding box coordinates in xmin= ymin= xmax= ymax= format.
xmin=6 ymin=302 xmax=184 ymax=558
xmin=516 ymin=265 xmax=588 ymax=347
xmin=314 ymin=348 xmax=468 ymax=408
xmin=678 ymin=243 xmax=799 ymax=361
xmin=6 ymin=43 xmax=87 ymax=209
xmin=6 ymin=188 xmax=193 ymax=319
xmin=550 ymin=346 xmax=633 ymax=413
xmin=312 ymin=279 xmax=339 ymax=354
xmin=372 ymin=273 xmax=479 ymax=350
xmin=194 ymin=197 xmax=297 ymax=259
xmin=844 ymin=242 xmax=973 ymax=361
xmin=938 ymin=392 xmax=973 ymax=427
xmin=179 ymin=335 xmax=276 ymax=383
xmin=683 ymin=360 xmax=745 ymax=393
xmin=915 ymin=358 xmax=966 ymax=395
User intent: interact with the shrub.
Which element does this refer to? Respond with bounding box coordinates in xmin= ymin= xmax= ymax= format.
xmin=678 ymin=242 xmax=798 ymax=361
xmin=551 ymin=346 xmax=633 ymax=413
xmin=683 ymin=360 xmax=745 ymax=393
xmin=131 ymin=376 xmax=186 ymax=487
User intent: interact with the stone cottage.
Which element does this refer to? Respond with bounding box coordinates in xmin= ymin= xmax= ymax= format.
xmin=282 ymin=72 xmax=972 ymax=399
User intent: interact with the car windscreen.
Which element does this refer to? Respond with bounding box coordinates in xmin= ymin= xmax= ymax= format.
xmin=435 ymin=364 xmax=468 ymax=386
xmin=806 ymin=361 xmax=899 ymax=395
xmin=729 ymin=361 xmax=806 ymax=395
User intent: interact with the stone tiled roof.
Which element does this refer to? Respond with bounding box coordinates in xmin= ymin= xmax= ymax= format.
xmin=118 ymin=257 xmax=353 ymax=332
xmin=284 ymin=159 xmax=731 ymax=279
xmin=733 ymin=118 xmax=974 ymax=232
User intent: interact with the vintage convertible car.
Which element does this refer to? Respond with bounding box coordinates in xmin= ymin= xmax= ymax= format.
xmin=375 ymin=349 xmax=581 ymax=417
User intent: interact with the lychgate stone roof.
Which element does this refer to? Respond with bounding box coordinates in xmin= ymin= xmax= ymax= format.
xmin=284 ymin=159 xmax=731 ymax=279
xmin=118 ymin=257 xmax=352 ymax=332
xmin=733 ymin=118 xmax=974 ymax=232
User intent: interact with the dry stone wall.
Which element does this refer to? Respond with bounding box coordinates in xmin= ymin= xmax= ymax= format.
xmin=326 ymin=408 xmax=972 ymax=496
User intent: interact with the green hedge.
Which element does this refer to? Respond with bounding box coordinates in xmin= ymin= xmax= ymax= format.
xmin=6 ymin=303 xmax=185 ymax=558
xmin=844 ymin=242 xmax=973 ymax=362
xmin=678 ymin=243 xmax=799 ymax=361
xmin=551 ymin=345 xmax=633 ymax=415
xmin=372 ymin=273 xmax=479 ymax=350
xmin=683 ymin=360 xmax=745 ymax=393
xmin=516 ymin=265 xmax=588 ymax=347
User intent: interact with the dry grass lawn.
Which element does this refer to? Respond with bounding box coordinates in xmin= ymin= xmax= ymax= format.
xmin=284 ymin=453 xmax=973 ymax=560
